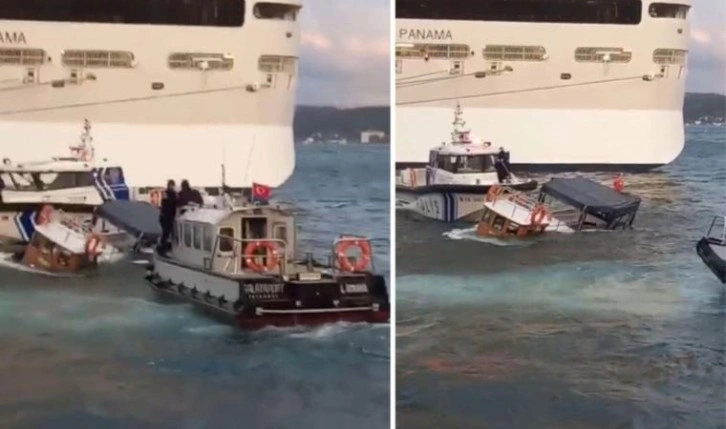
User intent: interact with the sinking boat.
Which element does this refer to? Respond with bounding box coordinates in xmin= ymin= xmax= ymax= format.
xmin=2 ymin=204 xmax=123 ymax=276
xmin=475 ymin=177 xmax=641 ymax=238
xmin=0 ymin=119 xmax=130 ymax=247
xmin=141 ymin=194 xmax=390 ymax=329
xmin=396 ymin=103 xmax=537 ymax=222
xmin=696 ymin=216 xmax=726 ymax=284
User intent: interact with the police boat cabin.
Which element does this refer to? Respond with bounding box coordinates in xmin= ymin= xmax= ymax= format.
xmin=145 ymin=197 xmax=390 ymax=329
xmin=395 ymin=103 xmax=537 ymax=222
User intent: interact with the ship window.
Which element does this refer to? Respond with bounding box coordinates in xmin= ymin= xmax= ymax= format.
xmin=653 ymin=49 xmax=687 ymax=65
xmin=218 ymin=227 xmax=234 ymax=252
xmin=183 ymin=223 xmax=192 ymax=247
xmin=61 ymin=50 xmax=135 ymax=68
xmin=396 ymin=43 xmax=470 ymax=60
xmin=483 ymin=45 xmax=546 ymax=62
xmin=168 ymin=53 xmax=234 ymax=71
xmin=396 ymin=0 xmax=642 ymax=24
xmin=0 ymin=0 xmax=245 ymax=27
xmin=103 ymin=168 xmax=124 ymax=186
xmin=258 ymin=55 xmax=298 ymax=74
xmin=174 ymin=224 xmax=180 ymax=245
xmin=575 ymin=47 xmax=632 ymax=63
xmin=254 ymin=3 xmax=300 ymax=21
xmin=0 ymin=48 xmax=46 ymax=66
xmin=202 ymin=225 xmax=213 ymax=251
xmin=649 ymin=3 xmax=690 ymax=19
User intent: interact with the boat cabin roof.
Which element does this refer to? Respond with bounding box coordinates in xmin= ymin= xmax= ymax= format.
xmin=432 ymin=142 xmax=503 ymax=157
xmin=1 ymin=158 xmax=118 ymax=173
xmin=179 ymin=204 xmax=293 ymax=226
xmin=541 ymin=178 xmax=641 ymax=216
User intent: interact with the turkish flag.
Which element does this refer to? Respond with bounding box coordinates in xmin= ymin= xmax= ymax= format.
xmin=252 ymin=182 xmax=271 ymax=202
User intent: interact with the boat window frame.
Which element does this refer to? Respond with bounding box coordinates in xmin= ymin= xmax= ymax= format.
xmin=253 ymin=2 xmax=300 ymax=21
xmin=202 ymin=225 xmax=213 ymax=252
xmin=183 ymin=222 xmax=192 ymax=248
xmin=192 ymin=223 xmax=202 ymax=250
xmin=218 ymin=226 xmax=235 ymax=253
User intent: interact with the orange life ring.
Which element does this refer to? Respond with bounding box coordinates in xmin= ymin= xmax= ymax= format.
xmin=36 ymin=204 xmax=54 ymax=225
xmin=336 ymin=239 xmax=372 ymax=272
xmin=531 ymin=204 xmax=549 ymax=226
xmin=149 ymin=189 xmax=162 ymax=207
xmin=85 ymin=234 xmax=104 ymax=257
xmin=485 ymin=186 xmax=503 ymax=202
xmin=244 ymin=241 xmax=280 ymax=273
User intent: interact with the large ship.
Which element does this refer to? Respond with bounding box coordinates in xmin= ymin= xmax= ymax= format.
xmin=0 ymin=0 xmax=301 ymax=190
xmin=396 ymin=0 xmax=691 ymax=171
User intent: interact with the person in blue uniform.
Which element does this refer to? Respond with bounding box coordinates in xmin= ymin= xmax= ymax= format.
xmin=158 ymin=179 xmax=177 ymax=252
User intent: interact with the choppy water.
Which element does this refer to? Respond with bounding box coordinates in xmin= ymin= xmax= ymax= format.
xmin=397 ymin=128 xmax=726 ymax=429
xmin=0 ymin=144 xmax=390 ymax=429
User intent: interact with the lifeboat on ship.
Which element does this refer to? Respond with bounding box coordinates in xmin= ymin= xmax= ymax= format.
xmin=143 ymin=194 xmax=390 ymax=329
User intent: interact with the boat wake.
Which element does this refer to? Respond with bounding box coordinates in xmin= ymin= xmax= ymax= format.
xmin=443 ymin=227 xmax=536 ymax=247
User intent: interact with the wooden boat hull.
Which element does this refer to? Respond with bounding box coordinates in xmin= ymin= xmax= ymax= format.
xmin=145 ymin=259 xmax=391 ymax=329
xmin=696 ymin=237 xmax=726 ymax=284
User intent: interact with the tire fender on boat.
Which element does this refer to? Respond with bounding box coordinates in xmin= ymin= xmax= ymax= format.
xmin=85 ymin=234 xmax=104 ymax=259
xmin=486 ymin=186 xmax=503 ymax=202
xmin=36 ymin=204 xmax=54 ymax=225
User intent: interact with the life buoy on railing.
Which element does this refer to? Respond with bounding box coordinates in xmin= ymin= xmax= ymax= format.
xmin=85 ymin=234 xmax=105 ymax=259
xmin=531 ymin=204 xmax=549 ymax=226
xmin=336 ymin=239 xmax=372 ymax=272
xmin=149 ymin=189 xmax=162 ymax=207
xmin=244 ymin=241 xmax=280 ymax=273
xmin=485 ymin=186 xmax=503 ymax=203
xmin=36 ymin=204 xmax=54 ymax=225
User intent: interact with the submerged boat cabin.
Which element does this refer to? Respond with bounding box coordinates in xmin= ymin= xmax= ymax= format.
xmin=477 ymin=178 xmax=641 ymax=238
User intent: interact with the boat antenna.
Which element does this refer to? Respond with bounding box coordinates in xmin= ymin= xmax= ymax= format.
xmin=70 ymin=118 xmax=95 ymax=162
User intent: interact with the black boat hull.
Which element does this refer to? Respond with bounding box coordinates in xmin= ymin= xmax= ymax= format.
xmin=696 ymin=237 xmax=726 ymax=284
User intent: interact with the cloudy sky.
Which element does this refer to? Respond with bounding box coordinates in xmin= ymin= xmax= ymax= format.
xmin=297 ymin=0 xmax=390 ymax=107
xmin=296 ymin=0 xmax=724 ymax=106
xmin=687 ymin=0 xmax=726 ymax=93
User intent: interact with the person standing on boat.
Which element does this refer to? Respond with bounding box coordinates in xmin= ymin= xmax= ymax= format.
xmin=177 ymin=179 xmax=204 ymax=208
xmin=158 ymin=179 xmax=177 ymax=252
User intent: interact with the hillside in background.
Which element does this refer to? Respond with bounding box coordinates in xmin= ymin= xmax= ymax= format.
xmin=293 ymin=106 xmax=390 ymax=141
xmin=684 ymin=93 xmax=726 ymax=122
xmin=293 ymin=93 xmax=725 ymax=139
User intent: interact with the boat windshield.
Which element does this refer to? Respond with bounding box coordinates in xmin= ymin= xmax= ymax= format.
xmin=0 ymin=171 xmax=96 ymax=191
xmin=436 ymin=154 xmax=494 ymax=173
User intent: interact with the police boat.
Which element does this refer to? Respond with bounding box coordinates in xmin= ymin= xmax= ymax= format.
xmin=696 ymin=215 xmax=726 ymax=284
xmin=396 ymin=103 xmax=537 ymax=222
xmin=0 ymin=119 xmax=130 ymax=249
xmin=142 ymin=194 xmax=390 ymax=329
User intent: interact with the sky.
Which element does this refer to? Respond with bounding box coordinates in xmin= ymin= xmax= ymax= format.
xmin=687 ymin=0 xmax=726 ymax=93
xmin=296 ymin=0 xmax=725 ymax=106
xmin=297 ymin=0 xmax=390 ymax=107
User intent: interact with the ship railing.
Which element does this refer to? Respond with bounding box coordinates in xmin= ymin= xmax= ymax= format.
xmin=331 ymin=235 xmax=384 ymax=273
xmin=486 ymin=186 xmax=540 ymax=221
xmin=207 ymin=235 xmax=289 ymax=276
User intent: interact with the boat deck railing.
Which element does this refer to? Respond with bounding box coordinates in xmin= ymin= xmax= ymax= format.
xmin=706 ymin=215 xmax=726 ymax=244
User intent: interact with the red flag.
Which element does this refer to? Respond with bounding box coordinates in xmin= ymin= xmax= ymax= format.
xmin=252 ymin=182 xmax=271 ymax=202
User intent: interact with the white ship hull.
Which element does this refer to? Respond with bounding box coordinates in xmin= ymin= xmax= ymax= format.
xmin=397 ymin=191 xmax=487 ymax=222
xmin=397 ymin=107 xmax=684 ymax=169
xmin=0 ymin=1 xmax=301 ymax=188
xmin=396 ymin=0 xmax=691 ymax=170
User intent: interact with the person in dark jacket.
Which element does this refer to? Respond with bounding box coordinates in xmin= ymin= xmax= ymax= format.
xmin=158 ymin=179 xmax=177 ymax=252
xmin=177 ymin=179 xmax=204 ymax=208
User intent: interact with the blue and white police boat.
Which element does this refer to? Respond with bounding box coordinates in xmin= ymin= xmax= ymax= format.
xmin=0 ymin=120 xmax=130 ymax=248
xmin=396 ymin=104 xmax=537 ymax=222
